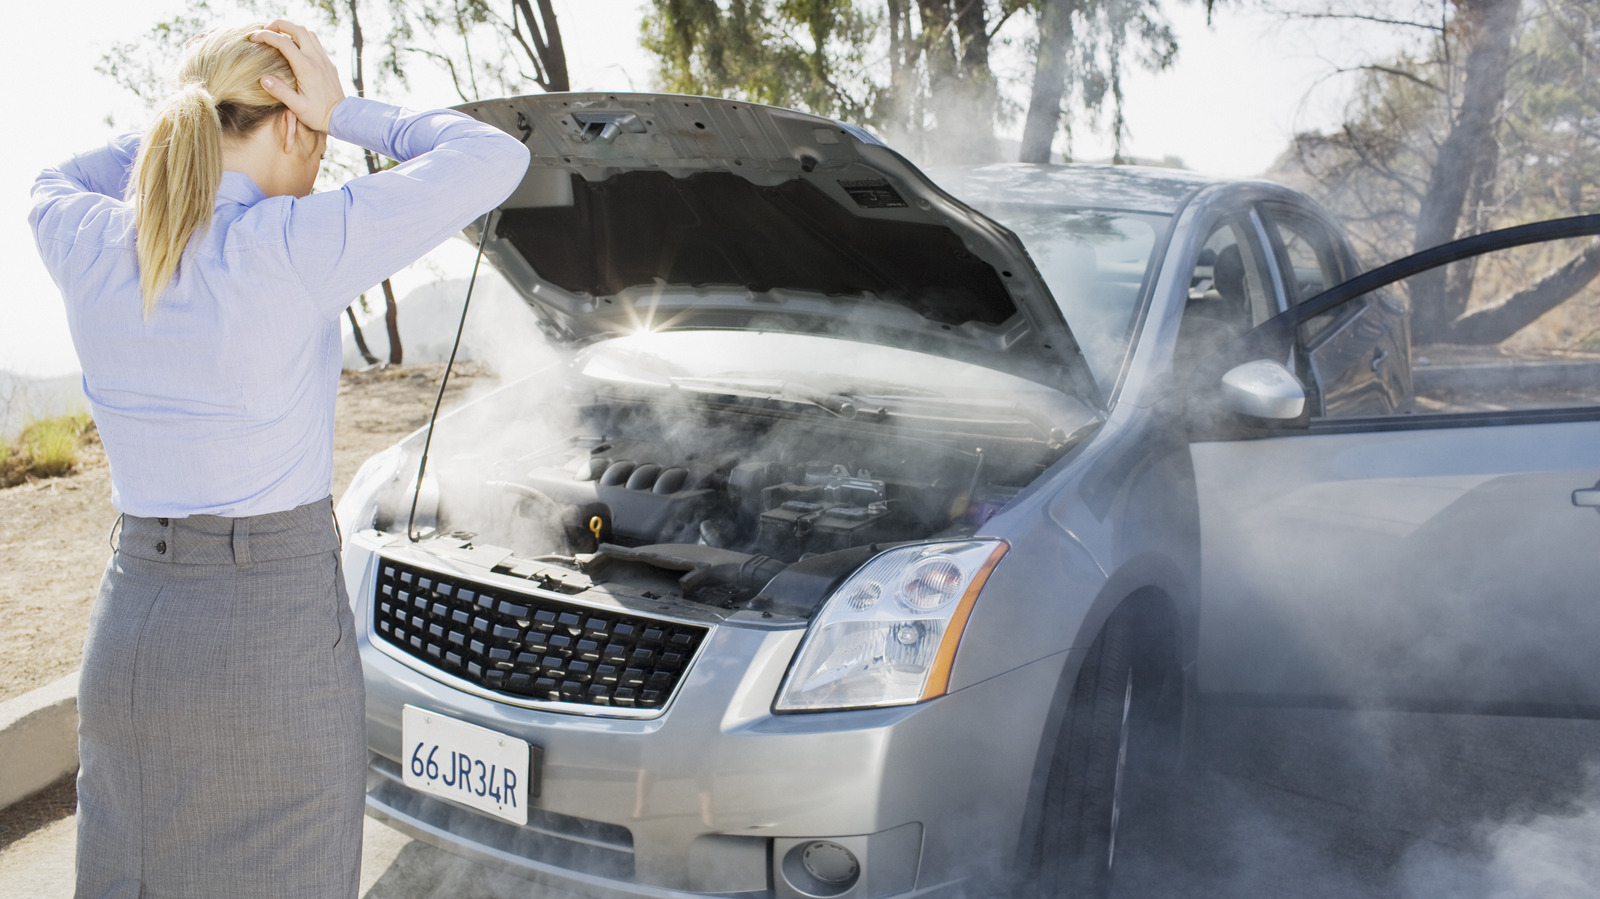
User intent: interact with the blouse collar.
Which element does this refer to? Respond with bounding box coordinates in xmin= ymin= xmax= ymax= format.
xmin=217 ymin=171 xmax=268 ymax=208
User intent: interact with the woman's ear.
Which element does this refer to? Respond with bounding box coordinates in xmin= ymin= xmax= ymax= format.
xmin=281 ymin=108 xmax=301 ymax=155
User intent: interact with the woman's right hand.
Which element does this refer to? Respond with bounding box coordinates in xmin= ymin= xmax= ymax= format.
xmin=251 ymin=20 xmax=346 ymax=133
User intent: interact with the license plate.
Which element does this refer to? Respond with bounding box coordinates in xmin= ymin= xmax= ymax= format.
xmin=402 ymin=705 xmax=532 ymax=825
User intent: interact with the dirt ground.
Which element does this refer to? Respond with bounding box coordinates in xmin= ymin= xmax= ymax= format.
xmin=0 ymin=364 xmax=482 ymax=704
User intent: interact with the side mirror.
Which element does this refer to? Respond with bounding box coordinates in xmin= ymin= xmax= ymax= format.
xmin=1220 ymin=360 xmax=1306 ymax=421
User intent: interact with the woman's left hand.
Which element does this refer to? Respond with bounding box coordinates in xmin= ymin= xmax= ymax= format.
xmin=251 ymin=20 xmax=345 ymax=133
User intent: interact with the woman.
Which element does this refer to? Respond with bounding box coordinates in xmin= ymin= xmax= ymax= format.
xmin=29 ymin=20 xmax=529 ymax=898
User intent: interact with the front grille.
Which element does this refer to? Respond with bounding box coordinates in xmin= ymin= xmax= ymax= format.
xmin=372 ymin=558 xmax=708 ymax=711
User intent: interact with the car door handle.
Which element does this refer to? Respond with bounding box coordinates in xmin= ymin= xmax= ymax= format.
xmin=1370 ymin=348 xmax=1388 ymax=372
xmin=1575 ymin=483 xmax=1600 ymax=508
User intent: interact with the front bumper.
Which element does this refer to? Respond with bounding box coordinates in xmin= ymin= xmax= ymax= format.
xmin=347 ymin=532 xmax=1066 ymax=897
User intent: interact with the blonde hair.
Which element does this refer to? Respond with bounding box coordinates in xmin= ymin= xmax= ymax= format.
xmin=131 ymin=23 xmax=298 ymax=316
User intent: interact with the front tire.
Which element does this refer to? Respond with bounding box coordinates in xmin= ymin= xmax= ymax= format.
xmin=1032 ymin=609 xmax=1176 ymax=898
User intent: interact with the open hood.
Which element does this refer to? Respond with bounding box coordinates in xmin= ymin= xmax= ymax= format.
xmin=455 ymin=93 xmax=1097 ymax=399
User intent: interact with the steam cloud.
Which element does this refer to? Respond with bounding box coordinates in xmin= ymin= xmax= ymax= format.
xmin=1103 ymin=695 xmax=1600 ymax=896
xmin=348 ymin=193 xmax=1600 ymax=899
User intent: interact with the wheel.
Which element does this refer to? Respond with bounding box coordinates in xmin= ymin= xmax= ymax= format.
xmin=1031 ymin=608 xmax=1178 ymax=898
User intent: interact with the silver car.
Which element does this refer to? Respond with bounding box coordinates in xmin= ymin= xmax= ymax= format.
xmin=336 ymin=93 xmax=1600 ymax=897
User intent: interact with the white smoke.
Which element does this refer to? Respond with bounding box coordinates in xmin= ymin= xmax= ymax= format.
xmin=1399 ymin=764 xmax=1600 ymax=899
xmin=1107 ymin=706 xmax=1600 ymax=898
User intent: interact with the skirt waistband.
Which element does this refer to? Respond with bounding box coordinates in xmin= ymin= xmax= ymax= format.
xmin=117 ymin=497 xmax=339 ymax=566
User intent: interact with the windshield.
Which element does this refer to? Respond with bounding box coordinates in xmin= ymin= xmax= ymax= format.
xmin=975 ymin=206 xmax=1166 ymax=394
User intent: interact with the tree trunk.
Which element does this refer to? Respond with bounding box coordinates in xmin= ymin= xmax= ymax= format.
xmin=796 ymin=2 xmax=837 ymax=110
xmin=1410 ymin=0 xmax=1522 ymax=342
xmin=913 ymin=0 xmax=997 ymax=163
xmin=954 ymin=0 xmax=987 ymax=73
xmin=512 ymin=0 xmax=571 ymax=92
xmin=346 ymin=307 xmax=379 ymax=366
xmin=534 ymin=0 xmax=569 ymax=91
xmin=1447 ymin=240 xmax=1600 ymax=344
xmin=950 ymin=0 xmax=997 ymax=161
xmin=888 ymin=0 xmax=909 ymax=80
xmin=1020 ymin=0 xmax=1076 ymax=164
xmin=350 ymin=0 xmax=403 ymax=366
xmin=886 ymin=0 xmax=913 ymax=119
xmin=881 ymin=0 xmax=925 ymax=155
xmin=382 ymin=278 xmax=403 ymax=366
xmin=918 ymin=0 xmax=956 ymax=78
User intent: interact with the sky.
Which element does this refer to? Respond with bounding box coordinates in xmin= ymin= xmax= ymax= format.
xmin=0 ymin=0 xmax=1412 ymax=379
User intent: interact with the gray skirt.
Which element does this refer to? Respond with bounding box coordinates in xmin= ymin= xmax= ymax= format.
xmin=76 ymin=498 xmax=365 ymax=899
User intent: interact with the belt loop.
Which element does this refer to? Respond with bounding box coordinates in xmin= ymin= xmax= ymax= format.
xmin=233 ymin=516 xmax=254 ymax=568
xmin=108 ymin=513 xmax=124 ymax=552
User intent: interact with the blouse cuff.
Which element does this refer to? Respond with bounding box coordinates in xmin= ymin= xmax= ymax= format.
xmin=327 ymin=96 xmax=399 ymax=157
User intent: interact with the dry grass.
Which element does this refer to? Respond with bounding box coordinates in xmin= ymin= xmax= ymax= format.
xmin=0 ymin=413 xmax=95 ymax=487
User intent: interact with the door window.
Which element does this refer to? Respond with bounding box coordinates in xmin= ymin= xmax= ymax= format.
xmin=1310 ymin=234 xmax=1600 ymax=420
xmin=1263 ymin=207 xmax=1349 ymax=342
xmin=1175 ymin=220 xmax=1275 ymax=374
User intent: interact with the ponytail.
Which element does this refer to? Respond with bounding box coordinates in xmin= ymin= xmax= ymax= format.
xmin=129 ymin=23 xmax=298 ymax=317
xmin=133 ymin=83 xmax=223 ymax=317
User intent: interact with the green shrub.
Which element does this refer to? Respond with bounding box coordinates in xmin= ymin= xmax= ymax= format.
xmin=2 ymin=413 xmax=93 ymax=486
xmin=22 ymin=418 xmax=81 ymax=478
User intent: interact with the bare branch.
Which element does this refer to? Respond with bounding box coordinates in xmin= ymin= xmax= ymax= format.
xmin=1338 ymin=124 xmax=1428 ymax=202
xmin=406 ymin=46 xmax=474 ymax=103
xmin=1352 ymin=64 xmax=1444 ymax=94
xmin=506 ymin=5 xmax=550 ymax=87
xmin=1281 ymin=10 xmax=1445 ymax=34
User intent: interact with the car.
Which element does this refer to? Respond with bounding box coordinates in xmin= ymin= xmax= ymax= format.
xmin=334 ymin=92 xmax=1600 ymax=898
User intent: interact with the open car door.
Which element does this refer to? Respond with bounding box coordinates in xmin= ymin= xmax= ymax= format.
xmin=1190 ymin=216 xmax=1600 ymax=715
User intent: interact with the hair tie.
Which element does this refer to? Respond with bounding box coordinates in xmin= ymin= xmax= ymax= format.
xmin=181 ymin=81 xmax=217 ymax=109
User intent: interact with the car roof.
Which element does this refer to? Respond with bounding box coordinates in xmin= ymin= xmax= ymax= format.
xmin=923 ymin=163 xmax=1225 ymax=216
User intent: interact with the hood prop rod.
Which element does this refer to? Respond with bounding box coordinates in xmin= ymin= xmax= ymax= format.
xmin=407 ymin=212 xmax=495 ymax=542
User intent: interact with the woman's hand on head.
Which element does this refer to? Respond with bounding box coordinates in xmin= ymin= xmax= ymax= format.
xmin=251 ymin=21 xmax=345 ymax=133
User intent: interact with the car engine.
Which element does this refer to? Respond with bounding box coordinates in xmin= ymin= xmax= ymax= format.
xmin=372 ymin=379 xmax=1081 ymax=617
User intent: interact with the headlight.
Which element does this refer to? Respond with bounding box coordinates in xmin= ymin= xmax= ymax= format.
xmin=775 ymin=540 xmax=1007 ymax=712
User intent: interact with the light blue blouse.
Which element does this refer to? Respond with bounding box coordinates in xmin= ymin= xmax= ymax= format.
xmin=30 ymin=97 xmax=529 ymax=519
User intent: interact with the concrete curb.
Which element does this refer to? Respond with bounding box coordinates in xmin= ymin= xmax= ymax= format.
xmin=0 ymin=672 xmax=79 ymax=811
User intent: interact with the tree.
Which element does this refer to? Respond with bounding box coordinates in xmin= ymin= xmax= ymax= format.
xmin=1277 ymin=0 xmax=1600 ymax=346
xmin=1019 ymin=0 xmax=1078 ymax=163
xmin=1408 ymin=0 xmax=1521 ymax=340
xmin=645 ymin=2 xmax=1050 ymax=163
xmin=642 ymin=2 xmax=884 ymax=128
xmin=646 ymin=0 xmax=1200 ymax=165
xmin=1449 ymin=0 xmax=1600 ymax=344
xmin=913 ymin=0 xmax=1004 ymax=161
xmin=100 ymin=0 xmax=570 ymax=365
xmin=1019 ymin=0 xmax=1194 ymax=163
xmin=642 ymin=1 xmax=1209 ymax=166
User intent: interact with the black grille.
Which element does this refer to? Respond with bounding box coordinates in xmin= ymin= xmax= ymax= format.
xmin=372 ymin=558 xmax=708 ymax=711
